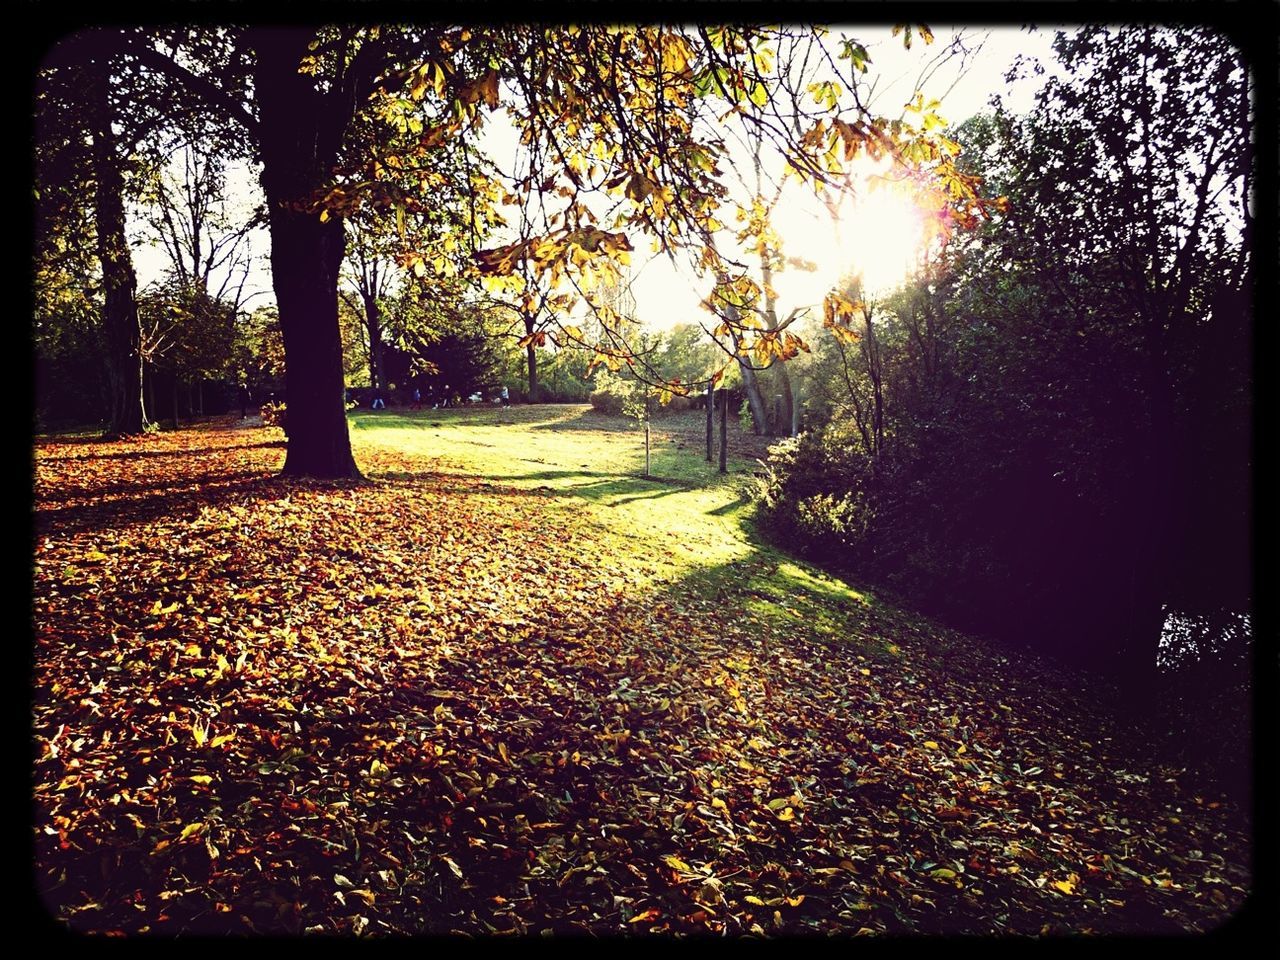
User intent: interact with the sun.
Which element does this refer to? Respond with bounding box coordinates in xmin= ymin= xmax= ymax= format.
xmin=839 ymin=177 xmax=929 ymax=295
xmin=770 ymin=159 xmax=931 ymax=306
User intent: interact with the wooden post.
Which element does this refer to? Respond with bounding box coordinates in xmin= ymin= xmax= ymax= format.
xmin=644 ymin=388 xmax=651 ymax=478
xmin=719 ymin=388 xmax=728 ymax=474
xmin=706 ymin=381 xmax=714 ymax=462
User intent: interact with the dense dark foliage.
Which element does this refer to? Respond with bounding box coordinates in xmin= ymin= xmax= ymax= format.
xmin=757 ymin=26 xmax=1252 ymax=696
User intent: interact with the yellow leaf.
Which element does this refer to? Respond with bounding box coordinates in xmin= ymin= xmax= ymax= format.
xmin=775 ymin=807 xmax=795 ymax=822
xmin=711 ymin=797 xmax=728 ymax=811
xmin=924 ymin=741 xmax=940 ymax=750
xmin=184 ymin=644 xmax=202 ymax=658
xmin=189 ymin=775 xmax=213 ymax=785
xmin=930 ymin=868 xmax=957 ymax=879
xmin=179 ymin=822 xmax=203 ymax=841
xmin=1052 ymin=874 xmax=1079 ymax=895
xmin=81 ymin=550 xmax=109 ymax=563
xmin=209 ymin=732 xmax=236 ymax=749
xmin=191 ymin=719 xmax=207 ymax=747
xmin=745 ymin=895 xmax=767 ymax=906
xmin=662 ymin=855 xmax=691 ymax=872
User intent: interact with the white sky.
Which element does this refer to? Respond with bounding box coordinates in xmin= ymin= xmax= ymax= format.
xmin=129 ymin=25 xmax=1060 ymax=330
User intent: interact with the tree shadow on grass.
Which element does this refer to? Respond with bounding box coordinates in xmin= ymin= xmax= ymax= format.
xmin=37 ymin=440 xmax=286 ymax=464
xmin=351 ymin=538 xmax=1248 ymax=935
xmin=35 ymin=472 xmax=333 ymax=540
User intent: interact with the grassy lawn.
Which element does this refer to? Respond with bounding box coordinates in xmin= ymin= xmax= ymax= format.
xmin=351 ymin=405 xmax=877 ymax=654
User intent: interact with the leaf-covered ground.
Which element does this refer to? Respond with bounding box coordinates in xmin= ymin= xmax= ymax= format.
xmin=32 ymin=408 xmax=1251 ymax=935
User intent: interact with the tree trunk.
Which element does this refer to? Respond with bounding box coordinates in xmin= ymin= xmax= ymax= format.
xmin=254 ymin=29 xmax=361 ymax=479
xmin=144 ymin=363 xmax=155 ymax=424
xmin=862 ymin=305 xmax=885 ymax=462
xmin=171 ymin=373 xmax=180 ymax=428
xmin=759 ymin=245 xmax=793 ymax=435
xmin=1112 ymin=363 xmax=1177 ymax=699
xmin=362 ymin=291 xmax=384 ymax=394
xmin=524 ymin=314 xmax=539 ymax=402
xmin=776 ymin=366 xmax=795 ymax=436
xmin=722 ymin=298 xmax=769 ymax=435
xmin=736 ymin=358 xmax=769 ymax=436
xmin=91 ymin=64 xmax=146 ymax=438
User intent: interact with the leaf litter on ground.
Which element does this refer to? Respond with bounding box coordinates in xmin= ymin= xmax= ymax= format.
xmin=32 ymin=413 xmax=1250 ymax=935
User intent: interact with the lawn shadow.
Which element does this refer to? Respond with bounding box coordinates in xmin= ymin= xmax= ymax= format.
xmin=38 ymin=440 xmax=287 ymax=464
xmin=34 ymin=472 xmax=305 ymax=539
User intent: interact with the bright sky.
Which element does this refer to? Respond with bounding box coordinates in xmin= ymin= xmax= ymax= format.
xmin=128 ymin=25 xmax=1060 ymax=330
xmin=621 ymin=25 xmax=1059 ymax=328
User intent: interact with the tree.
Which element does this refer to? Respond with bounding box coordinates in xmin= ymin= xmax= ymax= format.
xmin=34 ymin=89 xmax=104 ymax=427
xmin=340 ymin=215 xmax=398 ymax=397
xmin=62 ymin=24 xmax=986 ymax=477
xmin=36 ymin=46 xmax=149 ymax=435
xmin=136 ymin=134 xmax=260 ymax=422
xmin=995 ymin=25 xmax=1252 ymax=688
xmin=757 ymin=25 xmax=1251 ymax=695
xmin=382 ymin=278 xmax=502 ymax=405
xmin=137 ymin=279 xmax=238 ymax=423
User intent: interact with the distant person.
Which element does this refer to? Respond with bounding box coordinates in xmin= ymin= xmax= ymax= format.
xmin=238 ymin=384 xmax=250 ymax=419
xmin=501 ymin=385 xmax=510 ymax=408
xmin=371 ymin=391 xmax=385 ymax=410
xmin=412 ymin=387 xmax=422 ymax=409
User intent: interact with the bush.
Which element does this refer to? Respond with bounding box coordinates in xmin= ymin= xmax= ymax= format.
xmin=755 ymin=432 xmax=872 ymax=558
xmin=588 ymin=384 xmax=627 ymax=415
xmin=589 ymin=372 xmax=700 ymax=417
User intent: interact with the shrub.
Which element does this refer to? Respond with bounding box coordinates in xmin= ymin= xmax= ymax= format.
xmin=588 ymin=384 xmax=627 ymax=415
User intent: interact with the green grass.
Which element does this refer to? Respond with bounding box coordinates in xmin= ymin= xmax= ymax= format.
xmin=349 ymin=404 xmax=878 ymax=651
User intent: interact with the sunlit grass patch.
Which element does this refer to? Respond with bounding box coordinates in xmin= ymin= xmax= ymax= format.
xmin=348 ymin=405 xmax=894 ymax=651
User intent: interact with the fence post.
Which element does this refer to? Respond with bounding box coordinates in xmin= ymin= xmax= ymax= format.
xmin=706 ymin=382 xmax=713 ymax=462
xmin=719 ymin=388 xmax=728 ymax=474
